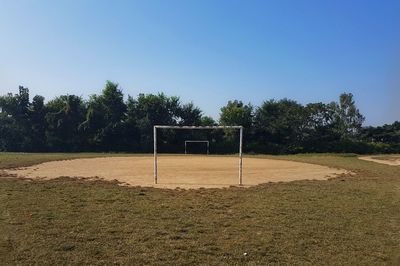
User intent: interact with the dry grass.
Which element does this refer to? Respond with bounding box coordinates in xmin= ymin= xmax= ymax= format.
xmin=0 ymin=153 xmax=400 ymax=265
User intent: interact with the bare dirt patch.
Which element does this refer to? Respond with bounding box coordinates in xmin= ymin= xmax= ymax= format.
xmin=359 ymin=156 xmax=400 ymax=166
xmin=5 ymin=155 xmax=349 ymax=189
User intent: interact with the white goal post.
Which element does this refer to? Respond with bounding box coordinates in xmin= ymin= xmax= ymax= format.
xmin=184 ymin=140 xmax=209 ymax=155
xmin=153 ymin=125 xmax=244 ymax=185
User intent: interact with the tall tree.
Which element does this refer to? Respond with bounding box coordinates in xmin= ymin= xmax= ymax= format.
xmin=254 ymin=99 xmax=305 ymax=153
xmin=332 ymin=93 xmax=365 ymax=139
xmin=29 ymin=95 xmax=47 ymax=151
xmin=0 ymin=86 xmax=32 ymax=150
xmin=177 ymin=102 xmax=202 ymax=126
xmin=0 ymin=111 xmax=22 ymax=151
xmin=81 ymin=81 xmax=127 ymax=150
xmin=126 ymin=93 xmax=180 ymax=151
xmin=219 ymin=100 xmax=253 ymax=128
xmin=46 ymin=95 xmax=87 ymax=151
xmin=218 ymin=100 xmax=253 ymax=151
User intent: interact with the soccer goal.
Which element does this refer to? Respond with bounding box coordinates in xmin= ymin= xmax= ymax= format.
xmin=153 ymin=125 xmax=243 ymax=185
xmin=184 ymin=140 xmax=209 ymax=155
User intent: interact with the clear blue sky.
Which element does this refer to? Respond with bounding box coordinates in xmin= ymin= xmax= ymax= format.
xmin=1 ymin=0 xmax=399 ymax=125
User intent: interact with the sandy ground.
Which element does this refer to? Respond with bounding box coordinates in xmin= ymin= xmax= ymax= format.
xmin=5 ymin=156 xmax=349 ymax=189
xmin=359 ymin=156 xmax=400 ymax=166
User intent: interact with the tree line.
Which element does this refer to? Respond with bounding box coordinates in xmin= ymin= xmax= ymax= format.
xmin=0 ymin=81 xmax=399 ymax=154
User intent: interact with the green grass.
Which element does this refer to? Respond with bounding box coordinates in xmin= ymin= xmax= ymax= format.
xmin=0 ymin=153 xmax=399 ymax=265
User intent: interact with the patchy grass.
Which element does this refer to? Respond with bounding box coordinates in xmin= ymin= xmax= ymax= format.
xmin=0 ymin=153 xmax=399 ymax=265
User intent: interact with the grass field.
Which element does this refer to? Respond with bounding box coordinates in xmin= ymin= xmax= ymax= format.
xmin=1 ymin=153 xmax=399 ymax=265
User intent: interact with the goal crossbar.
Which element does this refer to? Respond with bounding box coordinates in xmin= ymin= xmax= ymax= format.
xmin=153 ymin=125 xmax=243 ymax=185
xmin=154 ymin=125 xmax=243 ymax=129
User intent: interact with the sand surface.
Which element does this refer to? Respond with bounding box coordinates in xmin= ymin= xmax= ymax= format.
xmin=5 ymin=156 xmax=349 ymax=189
xmin=359 ymin=156 xmax=400 ymax=166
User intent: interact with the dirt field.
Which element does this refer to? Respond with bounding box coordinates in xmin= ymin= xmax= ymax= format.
xmin=6 ymin=155 xmax=349 ymax=189
xmin=359 ymin=155 xmax=400 ymax=166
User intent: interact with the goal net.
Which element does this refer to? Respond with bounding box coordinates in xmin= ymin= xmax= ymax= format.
xmin=153 ymin=125 xmax=243 ymax=185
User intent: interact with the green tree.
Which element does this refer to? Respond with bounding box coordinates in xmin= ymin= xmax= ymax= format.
xmin=81 ymin=81 xmax=127 ymax=150
xmin=0 ymin=112 xmax=22 ymax=151
xmin=0 ymin=86 xmax=32 ymax=150
xmin=219 ymin=100 xmax=253 ymax=128
xmin=177 ymin=102 xmax=202 ymax=126
xmin=200 ymin=116 xmax=217 ymax=126
xmin=361 ymin=121 xmax=400 ymax=153
xmin=29 ymin=95 xmax=47 ymax=151
xmin=254 ymin=99 xmax=305 ymax=153
xmin=332 ymin=93 xmax=365 ymax=139
xmin=301 ymin=102 xmax=339 ymax=152
xmin=45 ymin=95 xmax=87 ymax=151
xmin=218 ymin=100 xmax=253 ymax=152
xmin=126 ymin=93 xmax=180 ymax=151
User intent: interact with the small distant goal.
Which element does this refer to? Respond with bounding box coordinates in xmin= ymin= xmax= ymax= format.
xmin=184 ymin=140 xmax=209 ymax=155
xmin=153 ymin=125 xmax=243 ymax=185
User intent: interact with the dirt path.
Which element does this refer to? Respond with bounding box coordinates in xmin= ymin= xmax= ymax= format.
xmin=359 ymin=156 xmax=400 ymax=166
xmin=5 ymin=156 xmax=349 ymax=189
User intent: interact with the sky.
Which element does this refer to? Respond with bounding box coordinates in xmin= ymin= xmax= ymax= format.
xmin=0 ymin=0 xmax=399 ymax=126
